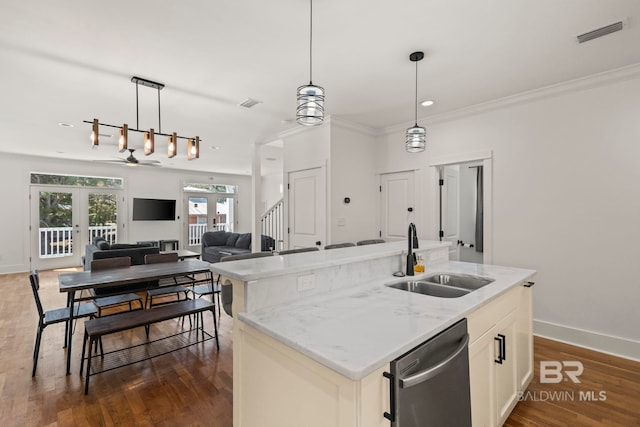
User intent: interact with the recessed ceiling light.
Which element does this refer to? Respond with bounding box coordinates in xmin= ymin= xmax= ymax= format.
xmin=210 ymin=146 xmax=220 ymax=150
xmin=421 ymin=100 xmax=434 ymax=107
xmin=58 ymin=122 xmax=74 ymax=127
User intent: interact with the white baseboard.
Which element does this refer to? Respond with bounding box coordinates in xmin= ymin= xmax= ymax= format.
xmin=534 ymin=320 xmax=640 ymax=362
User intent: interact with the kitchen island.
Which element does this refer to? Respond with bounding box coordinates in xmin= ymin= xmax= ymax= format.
xmin=211 ymin=241 xmax=535 ymax=427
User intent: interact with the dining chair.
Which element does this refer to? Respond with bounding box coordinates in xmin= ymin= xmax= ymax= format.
xmin=143 ymin=252 xmax=189 ymax=309
xmin=324 ymin=242 xmax=355 ymax=250
xmin=29 ymin=270 xmax=98 ymax=376
xmin=278 ymin=247 xmax=320 ymax=255
xmin=219 ymin=251 xmax=274 ymax=317
xmin=143 ymin=252 xmax=192 ymax=335
xmin=356 ymin=239 xmax=385 ymax=246
xmin=89 ymin=257 xmax=144 ymax=316
xmin=186 ymin=275 xmax=222 ymax=319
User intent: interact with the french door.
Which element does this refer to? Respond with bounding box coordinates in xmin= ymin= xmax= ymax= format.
xmin=184 ymin=194 xmax=236 ymax=252
xmin=30 ymin=186 xmax=122 ymax=270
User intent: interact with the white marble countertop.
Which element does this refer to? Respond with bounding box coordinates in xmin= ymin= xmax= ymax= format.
xmin=238 ymin=260 xmax=536 ymax=381
xmin=210 ymin=240 xmax=450 ymax=281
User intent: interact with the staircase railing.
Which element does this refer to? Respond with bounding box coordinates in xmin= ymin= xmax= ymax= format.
xmin=261 ymin=198 xmax=284 ymax=252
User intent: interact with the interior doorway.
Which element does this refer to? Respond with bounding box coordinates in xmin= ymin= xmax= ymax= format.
xmin=431 ymin=152 xmax=493 ymax=264
xmin=287 ymin=167 xmax=326 ymax=249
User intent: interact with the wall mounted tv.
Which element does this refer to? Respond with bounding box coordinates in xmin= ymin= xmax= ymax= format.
xmin=132 ymin=198 xmax=176 ymax=221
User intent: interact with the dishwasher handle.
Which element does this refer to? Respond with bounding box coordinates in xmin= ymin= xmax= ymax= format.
xmin=399 ymin=334 xmax=469 ymax=389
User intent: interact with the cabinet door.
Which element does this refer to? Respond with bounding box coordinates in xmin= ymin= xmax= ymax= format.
xmin=494 ymin=310 xmax=518 ymax=426
xmin=468 ymin=329 xmax=496 ymax=427
xmin=516 ymin=286 xmax=533 ymax=391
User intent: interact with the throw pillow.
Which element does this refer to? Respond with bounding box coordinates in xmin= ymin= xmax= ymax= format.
xmin=96 ymin=240 xmax=110 ymax=250
xmin=236 ymin=233 xmax=251 ymax=249
xmin=226 ymin=233 xmax=240 ymax=247
xmin=93 ymin=236 xmax=106 ymax=246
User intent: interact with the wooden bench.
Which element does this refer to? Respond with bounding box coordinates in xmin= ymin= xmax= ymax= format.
xmin=81 ymin=298 xmax=219 ymax=394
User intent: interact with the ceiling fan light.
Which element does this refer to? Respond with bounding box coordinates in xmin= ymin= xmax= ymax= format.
xmin=296 ymin=84 xmax=325 ymax=126
xmin=118 ymin=123 xmax=128 ymax=152
xmin=405 ymin=125 xmax=426 ymax=153
xmin=188 ymin=136 xmax=200 ymax=160
xmin=144 ymin=128 xmax=155 ymax=155
xmin=168 ymin=132 xmax=177 ymax=158
xmin=91 ymin=118 xmax=99 ymax=148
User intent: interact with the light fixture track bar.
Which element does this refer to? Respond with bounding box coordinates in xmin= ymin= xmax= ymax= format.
xmin=83 ymin=120 xmax=200 ymax=141
xmin=130 ymin=76 xmax=164 ymax=90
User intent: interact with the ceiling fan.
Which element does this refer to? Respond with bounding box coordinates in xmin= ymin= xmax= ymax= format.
xmin=101 ymin=149 xmax=161 ymax=167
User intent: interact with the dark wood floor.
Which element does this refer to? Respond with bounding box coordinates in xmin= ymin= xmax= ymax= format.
xmin=1 ymin=269 xmax=638 ymax=426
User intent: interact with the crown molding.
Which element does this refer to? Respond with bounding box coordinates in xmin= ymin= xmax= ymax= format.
xmin=382 ymin=62 xmax=640 ymax=135
xmin=259 ymin=115 xmax=379 ymax=144
xmin=327 ymin=116 xmax=380 ymax=137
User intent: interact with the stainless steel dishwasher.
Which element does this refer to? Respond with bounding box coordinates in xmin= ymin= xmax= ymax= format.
xmin=384 ymin=318 xmax=471 ymax=426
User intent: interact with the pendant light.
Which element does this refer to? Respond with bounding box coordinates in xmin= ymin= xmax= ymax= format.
xmin=296 ymin=0 xmax=325 ymax=126
xmin=118 ymin=123 xmax=128 ymax=152
xmin=91 ymin=118 xmax=99 ymax=148
xmin=144 ymin=128 xmax=155 ymax=155
xmin=405 ymin=51 xmax=426 ymax=153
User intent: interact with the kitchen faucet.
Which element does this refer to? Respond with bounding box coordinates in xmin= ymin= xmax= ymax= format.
xmin=407 ymin=222 xmax=419 ymax=276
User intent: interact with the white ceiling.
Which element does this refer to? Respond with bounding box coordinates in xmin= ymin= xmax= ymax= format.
xmin=2 ymin=0 xmax=640 ymax=175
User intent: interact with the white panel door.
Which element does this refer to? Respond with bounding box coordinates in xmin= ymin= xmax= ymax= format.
xmin=380 ymin=171 xmax=415 ymax=242
xmin=442 ymin=166 xmax=460 ymax=260
xmin=288 ymin=167 xmax=326 ymax=249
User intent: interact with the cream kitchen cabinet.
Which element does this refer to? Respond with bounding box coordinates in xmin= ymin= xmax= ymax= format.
xmin=468 ymin=283 xmax=533 ymax=427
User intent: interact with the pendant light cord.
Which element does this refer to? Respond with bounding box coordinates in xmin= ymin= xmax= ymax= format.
xmin=414 ymin=59 xmax=418 ymax=126
xmin=309 ymin=0 xmax=313 ymax=84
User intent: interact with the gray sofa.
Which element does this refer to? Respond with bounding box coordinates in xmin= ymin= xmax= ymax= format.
xmin=84 ymin=237 xmax=160 ymax=294
xmin=201 ymin=231 xmax=275 ymax=263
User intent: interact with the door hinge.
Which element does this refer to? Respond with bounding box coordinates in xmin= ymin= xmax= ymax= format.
xmin=379 ymin=230 xmax=382 ymax=238
xmin=439 ymin=230 xmax=444 ymax=238
xmin=439 ymin=179 xmax=444 ymax=186
xmin=379 ymin=185 xmax=382 ymax=192
xmin=287 ymin=183 xmax=290 ymax=190
xmin=29 ymin=225 xmax=31 ymax=231
xmin=287 ymin=227 xmax=290 ymax=234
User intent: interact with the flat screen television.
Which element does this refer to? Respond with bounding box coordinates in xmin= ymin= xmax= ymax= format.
xmin=132 ymin=198 xmax=176 ymax=221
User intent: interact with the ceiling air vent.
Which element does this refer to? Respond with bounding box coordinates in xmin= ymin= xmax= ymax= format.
xmin=577 ymin=21 xmax=625 ymax=43
xmin=239 ymin=98 xmax=262 ymax=108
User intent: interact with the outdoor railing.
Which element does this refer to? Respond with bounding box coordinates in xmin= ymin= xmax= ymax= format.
xmin=39 ymin=225 xmax=117 ymax=258
xmin=39 ymin=227 xmax=73 ymax=258
xmin=88 ymin=225 xmax=117 ymax=245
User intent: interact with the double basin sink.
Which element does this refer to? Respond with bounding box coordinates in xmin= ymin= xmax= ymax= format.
xmin=386 ymin=273 xmax=494 ymax=298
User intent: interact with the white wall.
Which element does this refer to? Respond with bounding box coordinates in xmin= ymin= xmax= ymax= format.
xmin=376 ymin=74 xmax=640 ymax=358
xmin=261 ymin=172 xmax=283 ymax=213
xmin=0 ymin=152 xmax=251 ymax=274
xmin=329 ymin=122 xmax=378 ymax=244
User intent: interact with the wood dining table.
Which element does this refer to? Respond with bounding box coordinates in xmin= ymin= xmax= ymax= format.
xmin=58 ymin=259 xmax=213 ymax=375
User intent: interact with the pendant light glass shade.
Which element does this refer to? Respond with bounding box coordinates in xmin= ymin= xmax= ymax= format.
xmin=188 ymin=136 xmax=200 ymax=160
xmin=296 ymin=0 xmax=324 ymax=126
xmin=405 ymin=125 xmax=426 ymax=152
xmin=168 ymin=132 xmax=177 ymax=158
xmin=144 ymin=128 xmax=155 ymax=155
xmin=118 ymin=123 xmax=128 ymax=152
xmin=91 ymin=118 xmax=99 ymax=148
xmin=297 ymin=84 xmax=325 ymax=125
xmin=405 ymin=51 xmax=426 ymax=153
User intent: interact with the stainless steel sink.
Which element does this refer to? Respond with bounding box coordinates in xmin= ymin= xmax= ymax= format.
xmin=423 ymin=273 xmax=494 ymax=291
xmin=386 ymin=281 xmax=470 ymax=298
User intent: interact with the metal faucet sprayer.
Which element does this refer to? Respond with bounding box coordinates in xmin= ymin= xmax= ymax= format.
xmin=407 ymin=223 xmax=419 ymax=276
